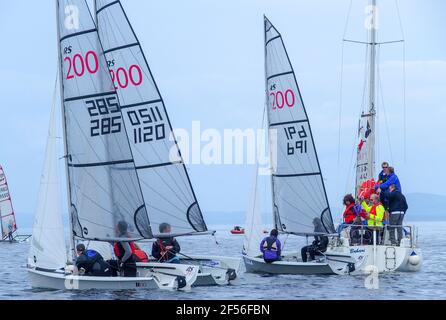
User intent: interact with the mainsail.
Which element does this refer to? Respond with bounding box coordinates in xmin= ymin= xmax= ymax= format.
xmin=95 ymin=0 xmax=207 ymax=236
xmin=29 ymin=83 xmax=67 ymax=270
xmin=56 ymin=0 xmax=150 ymax=241
xmin=0 ymin=165 xmax=17 ymax=239
xmin=264 ymin=17 xmax=335 ymax=236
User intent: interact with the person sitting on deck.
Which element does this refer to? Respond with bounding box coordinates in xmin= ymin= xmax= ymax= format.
xmin=301 ymin=218 xmax=329 ymax=262
xmin=350 ymin=216 xmax=372 ymax=245
xmin=260 ymin=229 xmax=282 ymax=263
xmin=152 ymin=223 xmax=181 ymax=263
xmin=75 ymin=244 xmax=112 ymax=277
xmin=107 ymin=221 xmax=137 ymax=277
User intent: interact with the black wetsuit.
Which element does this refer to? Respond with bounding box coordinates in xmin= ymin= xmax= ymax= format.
xmin=76 ymin=250 xmax=112 ymax=277
xmin=301 ymin=235 xmax=329 ymax=262
xmin=152 ymin=238 xmax=181 ymax=262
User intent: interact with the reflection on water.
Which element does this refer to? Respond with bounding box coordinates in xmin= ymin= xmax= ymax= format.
xmin=1 ymin=221 xmax=445 ymax=300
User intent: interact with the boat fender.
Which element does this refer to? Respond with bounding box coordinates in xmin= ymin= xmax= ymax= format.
xmin=176 ymin=276 xmax=187 ymax=289
xmin=226 ymin=268 xmax=237 ymax=281
xmin=408 ymin=253 xmax=421 ymax=266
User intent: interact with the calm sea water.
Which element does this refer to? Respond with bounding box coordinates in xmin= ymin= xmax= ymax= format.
xmin=1 ymin=221 xmax=445 ymax=300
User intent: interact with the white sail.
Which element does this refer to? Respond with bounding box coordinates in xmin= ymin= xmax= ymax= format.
xmin=243 ymin=164 xmax=264 ymax=258
xmin=29 ymin=87 xmax=67 ymax=270
xmin=95 ymin=0 xmax=207 ymax=236
xmin=264 ymin=17 xmax=334 ymax=236
xmin=0 ymin=166 xmax=17 ymax=239
xmin=56 ymin=0 xmax=150 ymax=241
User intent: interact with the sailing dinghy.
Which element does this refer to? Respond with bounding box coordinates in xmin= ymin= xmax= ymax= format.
xmin=94 ymin=0 xmax=241 ymax=286
xmin=325 ymin=0 xmax=422 ymax=273
xmin=243 ymin=17 xmax=355 ymax=275
xmin=0 ymin=166 xmax=31 ymax=243
xmin=27 ymin=0 xmax=201 ymax=291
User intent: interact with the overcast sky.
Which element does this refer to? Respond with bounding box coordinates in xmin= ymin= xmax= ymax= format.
xmin=1 ymin=0 xmax=445 ymax=224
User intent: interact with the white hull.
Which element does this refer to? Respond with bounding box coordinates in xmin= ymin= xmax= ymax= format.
xmin=28 ymin=263 xmax=199 ymax=291
xmin=243 ymin=252 xmax=355 ymax=275
xmin=139 ymin=256 xmax=242 ymax=286
xmin=326 ymin=237 xmax=423 ymax=274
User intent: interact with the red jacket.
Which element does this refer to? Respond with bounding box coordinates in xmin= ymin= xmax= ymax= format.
xmin=343 ymin=203 xmax=356 ymax=224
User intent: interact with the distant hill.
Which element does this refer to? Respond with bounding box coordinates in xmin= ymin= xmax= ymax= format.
xmin=13 ymin=193 xmax=446 ymax=230
xmin=404 ymin=193 xmax=446 ymax=221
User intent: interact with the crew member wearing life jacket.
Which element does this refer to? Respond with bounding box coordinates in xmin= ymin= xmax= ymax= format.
xmin=260 ymin=229 xmax=281 ymax=263
xmin=113 ymin=241 xmax=149 ymax=263
xmin=107 ymin=221 xmax=137 ymax=277
xmin=301 ymin=218 xmax=329 ymax=262
xmin=152 ymin=223 xmax=181 ymax=263
xmin=75 ymin=244 xmax=112 ymax=277
xmin=361 ymin=194 xmax=385 ymax=244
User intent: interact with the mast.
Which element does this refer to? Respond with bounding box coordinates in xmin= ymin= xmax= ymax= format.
xmin=264 ymin=16 xmax=277 ymax=230
xmin=367 ymin=0 xmax=377 ymax=181
xmin=55 ymin=0 xmax=76 ymax=262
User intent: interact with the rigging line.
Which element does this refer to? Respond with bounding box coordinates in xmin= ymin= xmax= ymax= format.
xmin=376 ymin=49 xmax=394 ymax=164
xmin=337 ymin=0 xmax=353 ymax=172
xmin=395 ymin=0 xmax=407 ymax=162
xmin=100 ymin=9 xmax=195 ymax=203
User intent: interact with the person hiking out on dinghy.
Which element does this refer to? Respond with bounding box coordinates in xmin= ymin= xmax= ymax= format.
xmin=260 ymin=229 xmax=281 ymax=263
xmin=75 ymin=244 xmax=112 ymax=277
xmin=107 ymin=221 xmax=137 ymax=277
xmin=301 ymin=218 xmax=329 ymax=262
xmin=152 ymin=223 xmax=181 ymax=263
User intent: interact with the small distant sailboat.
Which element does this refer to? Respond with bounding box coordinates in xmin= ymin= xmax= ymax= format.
xmin=325 ymin=0 xmax=422 ymax=273
xmin=0 ymin=166 xmax=31 ymax=243
xmin=243 ymin=16 xmax=355 ymax=275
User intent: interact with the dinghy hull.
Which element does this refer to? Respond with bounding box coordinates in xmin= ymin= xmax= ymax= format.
xmin=243 ymin=255 xmax=349 ymax=275
xmin=28 ymin=269 xmax=166 ymax=291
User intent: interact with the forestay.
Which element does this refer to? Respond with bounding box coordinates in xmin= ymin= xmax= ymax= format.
xmin=264 ymin=17 xmax=334 ymax=236
xmin=57 ymin=0 xmax=150 ymax=241
xmin=95 ymin=0 xmax=207 ymax=236
xmin=0 ymin=166 xmax=17 ymax=239
xmin=29 ymin=86 xmax=67 ymax=270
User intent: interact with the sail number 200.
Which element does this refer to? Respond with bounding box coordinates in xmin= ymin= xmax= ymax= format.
xmin=270 ymin=89 xmax=295 ymax=110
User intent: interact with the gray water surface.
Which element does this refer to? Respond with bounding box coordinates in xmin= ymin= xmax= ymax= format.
xmin=1 ymin=221 xmax=445 ymax=300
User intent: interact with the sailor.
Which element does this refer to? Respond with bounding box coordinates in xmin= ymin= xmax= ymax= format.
xmin=7 ymin=221 xmax=14 ymax=242
xmin=360 ymin=194 xmax=385 ymax=244
xmin=338 ymin=194 xmax=357 ymax=233
xmin=108 ymin=221 xmax=137 ymax=277
xmin=152 ymin=223 xmax=181 ymax=263
xmin=375 ymin=166 xmax=402 ymax=208
xmin=350 ymin=216 xmax=372 ymax=245
xmin=260 ymin=229 xmax=282 ymax=263
xmin=386 ymin=184 xmax=408 ymax=245
xmin=378 ymin=162 xmax=390 ymax=184
xmin=75 ymin=244 xmax=112 ymax=277
xmin=301 ymin=218 xmax=329 ymax=262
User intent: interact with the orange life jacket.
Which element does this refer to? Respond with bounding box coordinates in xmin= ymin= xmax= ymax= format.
xmin=113 ymin=242 xmax=149 ymax=262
